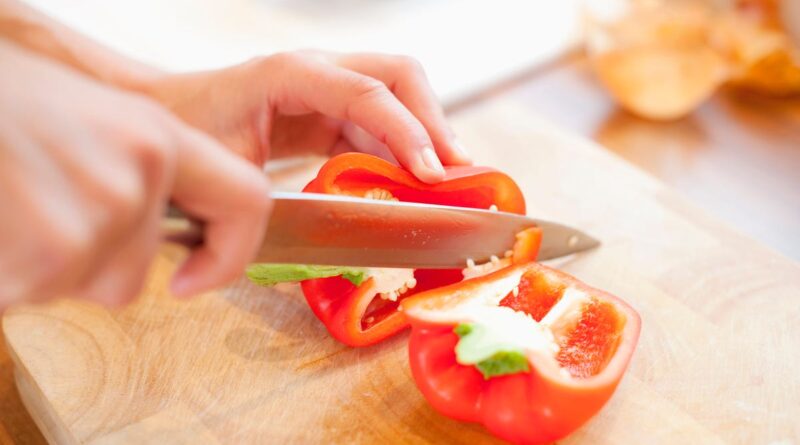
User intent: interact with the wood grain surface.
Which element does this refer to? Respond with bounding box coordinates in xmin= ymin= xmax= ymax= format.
xmin=0 ymin=341 xmax=44 ymax=445
xmin=489 ymin=56 xmax=800 ymax=260
xmin=3 ymin=99 xmax=799 ymax=444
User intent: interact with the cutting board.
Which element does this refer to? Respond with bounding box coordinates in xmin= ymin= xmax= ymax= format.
xmin=4 ymin=100 xmax=800 ymax=444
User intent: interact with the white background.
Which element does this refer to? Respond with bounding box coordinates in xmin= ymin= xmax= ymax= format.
xmin=24 ymin=0 xmax=582 ymax=104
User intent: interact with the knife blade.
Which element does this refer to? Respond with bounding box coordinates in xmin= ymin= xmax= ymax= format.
xmin=163 ymin=191 xmax=599 ymax=269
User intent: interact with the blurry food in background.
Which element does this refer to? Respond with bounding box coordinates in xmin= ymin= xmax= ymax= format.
xmin=718 ymin=0 xmax=800 ymax=96
xmin=586 ymin=1 xmax=728 ymax=120
xmin=782 ymin=0 xmax=800 ymax=45
xmin=585 ymin=0 xmax=800 ymax=120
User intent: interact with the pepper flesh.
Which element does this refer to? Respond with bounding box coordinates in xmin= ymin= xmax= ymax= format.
xmin=300 ymin=153 xmax=527 ymax=346
xmin=402 ymin=262 xmax=641 ymax=445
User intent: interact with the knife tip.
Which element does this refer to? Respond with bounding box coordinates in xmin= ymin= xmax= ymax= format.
xmin=569 ymin=232 xmax=601 ymax=253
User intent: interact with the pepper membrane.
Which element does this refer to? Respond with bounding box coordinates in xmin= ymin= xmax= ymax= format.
xmin=299 ymin=153 xmax=527 ymax=346
xmin=401 ymin=262 xmax=641 ymax=445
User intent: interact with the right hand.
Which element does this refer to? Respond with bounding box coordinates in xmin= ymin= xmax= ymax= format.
xmin=0 ymin=43 xmax=272 ymax=310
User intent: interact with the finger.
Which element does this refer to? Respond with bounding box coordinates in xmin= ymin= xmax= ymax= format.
xmin=0 ymin=129 xmax=95 ymax=303
xmin=168 ymin=126 xmax=272 ymax=297
xmin=79 ymin=203 xmax=161 ymax=308
xmin=340 ymin=122 xmax=397 ymax=163
xmin=56 ymin=140 xmax=153 ymax=294
xmin=340 ymin=54 xmax=471 ymax=166
xmin=78 ymin=141 xmax=172 ymax=307
xmin=266 ymin=54 xmax=445 ymax=183
xmin=268 ymin=113 xmax=341 ymax=159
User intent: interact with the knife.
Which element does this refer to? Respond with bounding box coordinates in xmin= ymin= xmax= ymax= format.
xmin=163 ymin=191 xmax=599 ymax=269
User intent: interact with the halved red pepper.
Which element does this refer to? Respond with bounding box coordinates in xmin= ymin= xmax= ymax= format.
xmin=299 ymin=153 xmax=527 ymax=346
xmin=401 ymin=262 xmax=641 ymax=445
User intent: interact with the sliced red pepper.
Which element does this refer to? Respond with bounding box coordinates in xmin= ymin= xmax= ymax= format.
xmin=401 ymin=262 xmax=641 ymax=445
xmin=511 ymin=227 xmax=542 ymax=265
xmin=300 ymin=153 xmax=527 ymax=346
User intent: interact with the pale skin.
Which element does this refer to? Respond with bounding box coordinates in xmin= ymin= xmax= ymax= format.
xmin=0 ymin=1 xmax=470 ymax=310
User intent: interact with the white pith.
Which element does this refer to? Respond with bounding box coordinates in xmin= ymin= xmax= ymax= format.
xmin=359 ymin=190 xmax=512 ymax=305
xmin=367 ymin=267 xmax=417 ymax=301
xmin=410 ymin=269 xmax=592 ymax=372
xmin=462 ymin=253 xmax=512 ymax=280
xmin=363 ymin=188 xmax=399 ymax=202
xmin=359 ymin=188 xmax=416 ymax=301
xmin=541 ymin=288 xmax=591 ymax=344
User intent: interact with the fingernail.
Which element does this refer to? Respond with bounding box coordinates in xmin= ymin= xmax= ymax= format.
xmin=421 ymin=146 xmax=445 ymax=173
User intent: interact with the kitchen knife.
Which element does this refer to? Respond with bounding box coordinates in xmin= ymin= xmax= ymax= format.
xmin=163 ymin=191 xmax=599 ymax=269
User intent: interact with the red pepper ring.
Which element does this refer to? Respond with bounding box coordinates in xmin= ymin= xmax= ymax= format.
xmin=300 ymin=153 xmax=527 ymax=347
xmin=401 ymin=262 xmax=641 ymax=445
xmin=304 ymin=152 xmax=526 ymax=214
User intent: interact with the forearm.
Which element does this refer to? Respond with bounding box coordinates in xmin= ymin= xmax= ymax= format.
xmin=0 ymin=0 xmax=161 ymax=90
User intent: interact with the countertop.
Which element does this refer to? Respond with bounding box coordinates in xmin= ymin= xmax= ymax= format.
xmin=2 ymin=54 xmax=799 ymax=444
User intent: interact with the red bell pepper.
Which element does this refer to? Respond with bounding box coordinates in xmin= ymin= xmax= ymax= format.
xmin=299 ymin=153 xmax=527 ymax=346
xmin=401 ymin=262 xmax=641 ymax=445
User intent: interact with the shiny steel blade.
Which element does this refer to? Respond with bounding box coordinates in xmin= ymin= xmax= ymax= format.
xmin=254 ymin=192 xmax=600 ymax=268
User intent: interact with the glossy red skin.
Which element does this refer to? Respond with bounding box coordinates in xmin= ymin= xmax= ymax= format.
xmin=300 ymin=153 xmax=527 ymax=347
xmin=402 ymin=263 xmax=641 ymax=445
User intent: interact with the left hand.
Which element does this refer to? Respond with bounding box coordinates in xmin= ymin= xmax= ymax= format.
xmin=141 ymin=51 xmax=471 ymax=184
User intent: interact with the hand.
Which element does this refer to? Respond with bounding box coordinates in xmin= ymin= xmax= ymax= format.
xmin=0 ymin=43 xmax=271 ymax=309
xmin=142 ymin=51 xmax=471 ymax=183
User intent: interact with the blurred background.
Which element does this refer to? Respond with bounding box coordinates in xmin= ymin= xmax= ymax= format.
xmin=26 ymin=0 xmax=800 ymax=259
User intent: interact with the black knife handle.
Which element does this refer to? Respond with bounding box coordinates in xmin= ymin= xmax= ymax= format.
xmin=162 ymin=204 xmax=205 ymax=249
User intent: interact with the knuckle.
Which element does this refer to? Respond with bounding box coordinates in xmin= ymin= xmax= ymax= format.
xmin=130 ymin=95 xmax=172 ymax=122
xmin=352 ymin=77 xmax=389 ymax=101
xmin=53 ymin=225 xmax=92 ymax=264
xmin=106 ymin=176 xmax=147 ymax=224
xmin=395 ymin=55 xmax=424 ymax=74
xmin=241 ymin=174 xmax=273 ymax=214
xmin=135 ymin=137 xmax=173 ymax=182
xmin=125 ymin=114 xmax=177 ymax=190
xmin=95 ymin=165 xmax=149 ymax=227
xmin=343 ymin=77 xmax=391 ymax=121
xmin=265 ymin=51 xmax=307 ymax=70
xmin=255 ymin=52 xmax=314 ymax=83
xmin=120 ymin=101 xmax=174 ymax=156
xmin=294 ymin=48 xmax=325 ymax=60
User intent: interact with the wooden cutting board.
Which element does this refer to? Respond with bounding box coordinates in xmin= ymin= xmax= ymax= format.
xmin=4 ymin=100 xmax=799 ymax=444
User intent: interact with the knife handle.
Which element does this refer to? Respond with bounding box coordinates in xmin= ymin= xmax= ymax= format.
xmin=162 ymin=205 xmax=205 ymax=249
